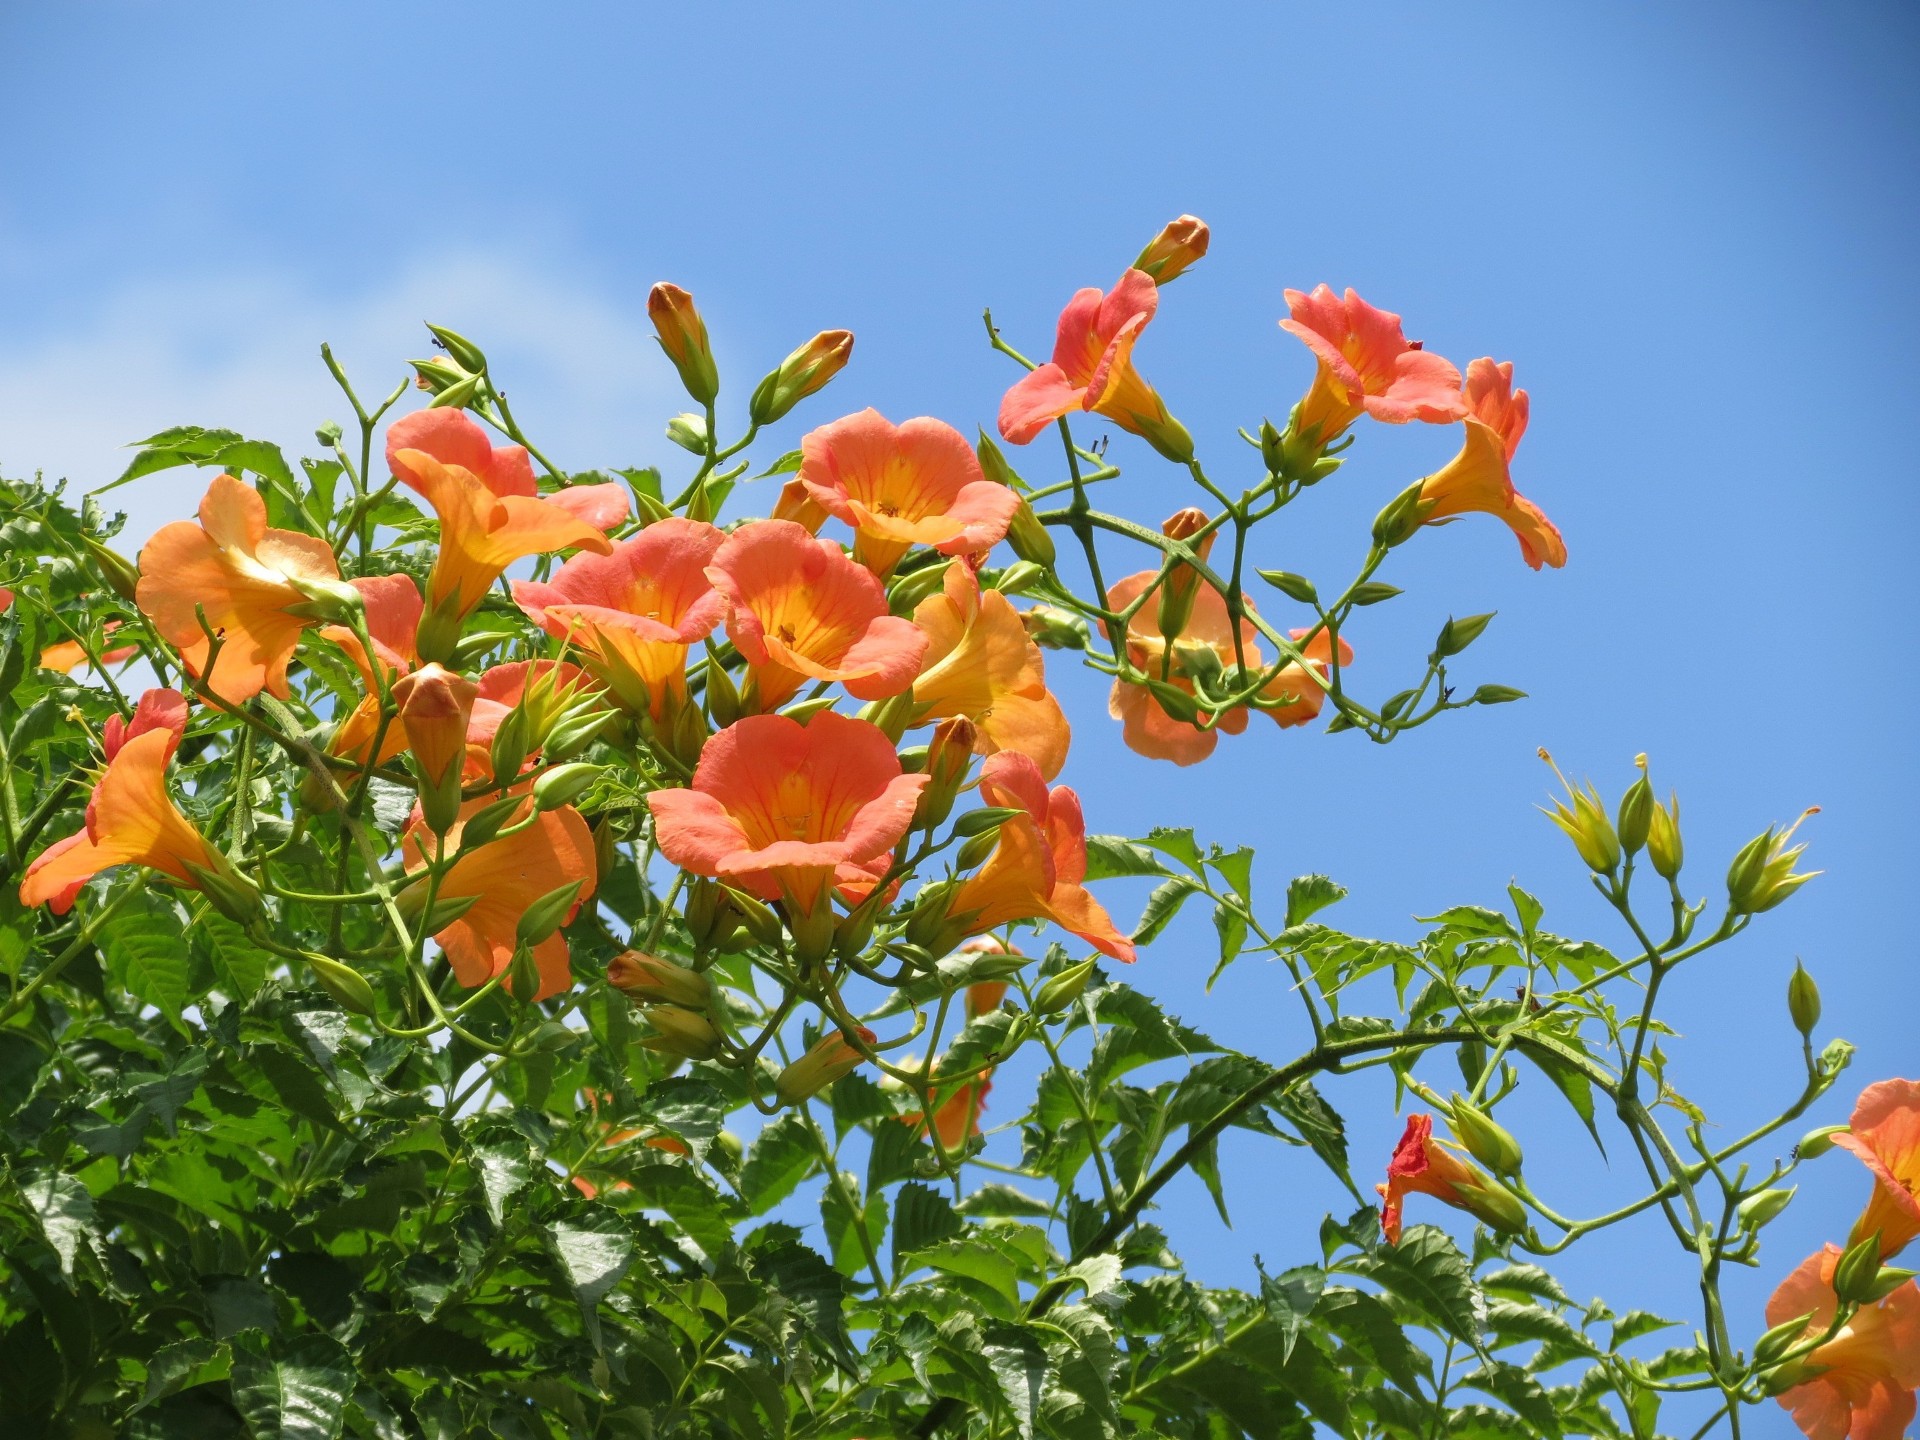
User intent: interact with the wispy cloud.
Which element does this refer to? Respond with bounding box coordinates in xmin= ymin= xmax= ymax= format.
xmin=0 ymin=254 xmax=680 ymax=543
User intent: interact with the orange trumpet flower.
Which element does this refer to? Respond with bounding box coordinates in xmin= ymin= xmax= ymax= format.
xmin=909 ymin=563 xmax=1070 ymax=780
xmin=136 ymin=474 xmax=345 ymax=702
xmin=39 ymin=619 xmax=137 ymax=675
xmin=943 ymin=751 xmax=1134 ymax=961
xmin=1412 ymin=358 xmax=1567 ymax=571
xmin=797 ymin=409 xmax=1018 ymax=578
xmin=998 ymin=269 xmax=1190 ymax=460
xmin=1836 ymin=1078 xmax=1920 ymax=1262
xmin=1376 ymin=1114 xmax=1528 ymax=1245
xmin=646 ymin=711 xmax=927 ymax=919
xmin=512 ymin=518 xmax=726 ymax=721
xmin=1104 ymin=570 xmax=1350 ymax=766
xmin=705 ymin=520 xmax=927 ymax=710
xmin=401 ymin=792 xmax=597 ymax=1002
xmin=1766 ymin=1245 xmax=1920 ymax=1440
xmin=384 ymin=410 xmax=619 ymax=643
xmin=1279 ymin=285 xmax=1467 ymax=444
xmin=20 ymin=688 xmax=222 ymax=914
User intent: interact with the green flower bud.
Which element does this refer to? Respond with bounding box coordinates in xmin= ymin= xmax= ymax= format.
xmin=747 ymin=330 xmax=853 ymax=425
xmin=1735 ymin=1186 xmax=1796 ymax=1232
xmin=665 ymin=412 xmax=708 ymax=454
xmin=606 ymin=950 xmax=710 ymax=1008
xmin=532 ymin=762 xmax=603 ymax=812
xmin=1647 ymin=792 xmax=1684 ymax=878
xmin=775 ymin=1027 xmax=875 ymax=1103
xmin=1021 ymin=604 xmax=1089 ymax=651
xmin=304 ymin=952 xmax=378 ymax=1017
xmin=506 ymin=944 xmax=543 ymax=1003
xmin=1795 ymin=1123 xmax=1849 ymax=1160
xmin=641 ymin=1005 xmax=724 ymax=1061
xmin=1728 ymin=810 xmax=1820 ymax=915
xmin=1864 ymin=1266 xmax=1918 ymax=1303
xmin=515 ymin=879 xmax=585 ymax=949
xmin=1034 ymin=958 xmax=1098 ymax=1015
xmin=1832 ymin=1233 xmax=1884 ymax=1304
xmin=1788 ymin=961 xmax=1822 ymax=1038
xmin=1371 ymin=479 xmax=1430 ymax=549
xmin=954 ymin=830 xmax=1000 ymax=872
xmin=704 ymin=655 xmax=741 ymax=727
xmin=425 ymin=323 xmax=488 ymax=376
xmin=1751 ymin=1309 xmax=1816 ymax=1367
xmin=1449 ymin=1095 xmax=1524 ymax=1176
xmin=1618 ymin=759 xmax=1655 ymax=857
xmin=951 ymin=805 xmax=1022 ymax=838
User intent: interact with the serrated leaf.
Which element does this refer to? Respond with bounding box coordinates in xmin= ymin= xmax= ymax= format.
xmin=1461 ymin=1360 xmax=1560 ymax=1436
xmin=548 ymin=1216 xmax=634 ymax=1350
xmin=983 ymin=1323 xmax=1049 ymax=1439
xmin=1348 ymin=1224 xmax=1486 ymax=1345
xmin=741 ymin=1112 xmax=817 ymax=1215
xmin=1258 ymin=1263 xmax=1324 ymax=1363
xmin=228 ymin=1331 xmax=355 ymax=1440
xmin=366 ymin=778 xmax=414 ymax=836
xmin=1133 ymin=877 xmax=1199 ymax=945
xmin=957 ymin=1183 xmax=1052 ymax=1218
xmin=1143 ymin=826 xmax=1203 ymax=871
xmin=100 ymin=896 xmax=199 ymax=1023
xmin=1081 ymin=834 xmax=1174 ymax=880
xmin=21 ymin=1170 xmax=96 ymax=1277
xmin=1285 ymin=873 xmax=1347 ymax=927
xmin=470 ymin=1140 xmax=531 ymax=1228
xmin=892 ymin=1181 xmax=963 ymax=1267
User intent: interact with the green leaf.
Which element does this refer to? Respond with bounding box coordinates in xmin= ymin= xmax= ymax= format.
xmin=1133 ymin=877 xmax=1200 ymax=945
xmin=1271 ymin=1079 xmax=1352 ymax=1190
xmin=901 ymin=1236 xmax=1021 ymax=1316
xmin=1610 ymin=1309 xmax=1678 ymax=1347
xmin=1144 ymin=826 xmax=1204 ymax=872
xmin=21 ymin=1170 xmax=96 ymax=1277
xmin=548 ymin=1216 xmax=634 ymax=1350
xmin=193 ymin=911 xmax=271 ymax=1000
xmin=1317 ymin=1284 xmax=1429 ymax=1393
xmin=1524 ymin=1044 xmax=1605 ymax=1154
xmin=1485 ymin=1299 xmax=1598 ymax=1357
xmin=892 ymin=1181 xmax=964 ymax=1267
xmin=1285 ymin=873 xmax=1347 ymax=927
xmin=469 ymin=1139 xmax=532 ymax=1228
xmin=743 ymin=1225 xmax=857 ymax=1370
xmin=983 ymin=1323 xmax=1049 ymax=1440
xmin=1081 ymin=834 xmax=1174 ymax=881
xmin=1347 ymin=1223 xmax=1486 ymax=1345
xmin=956 ymin=1183 xmax=1052 ymax=1218
xmin=1480 ymin=1263 xmax=1572 ymax=1308
xmin=754 ymin=449 xmax=804 ymax=478
xmin=1209 ymin=845 xmax=1254 ymax=900
xmin=1257 ymin=1262 xmax=1324 ymax=1363
xmin=820 ymin=1171 xmax=886 ymax=1278
xmin=1460 ymin=1361 xmax=1560 ymax=1437
xmin=101 ymin=896 xmax=201 ymax=1023
xmin=741 ymin=1112 xmax=817 ymax=1215
xmin=228 ymin=1331 xmax=355 ymax=1440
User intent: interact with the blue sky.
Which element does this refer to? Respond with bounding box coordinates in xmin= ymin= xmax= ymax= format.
xmin=4 ymin=0 xmax=1916 ymax=1395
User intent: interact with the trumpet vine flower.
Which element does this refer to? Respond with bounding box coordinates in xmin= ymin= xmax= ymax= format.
xmin=1766 ymin=1245 xmax=1920 ymax=1440
xmin=646 ymin=711 xmax=927 ymax=919
xmin=943 ymin=751 xmax=1134 ymax=961
xmin=136 ymin=473 xmax=345 ymax=702
xmin=797 ymin=408 xmax=1018 ymax=577
xmin=1412 ymin=358 xmax=1566 ymax=570
xmin=1376 ymin=1114 xmax=1528 ymax=1244
xmin=20 ymin=688 xmax=221 ymax=913
xmin=1837 ymin=1079 xmax=1920 ymax=1261
xmin=512 ymin=518 xmax=726 ymax=720
xmin=402 ymin=793 xmax=597 ymax=1002
xmin=1279 ymin=285 xmax=1467 ymax=444
xmin=909 ymin=563 xmax=1070 ymax=780
xmin=998 ymin=269 xmax=1189 ymax=459
xmin=320 ymin=573 xmax=423 ymax=769
xmin=706 ymin=520 xmax=926 ymax=710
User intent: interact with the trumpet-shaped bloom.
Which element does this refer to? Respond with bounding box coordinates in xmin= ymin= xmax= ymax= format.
xmin=386 ymin=409 xmax=630 ymax=530
xmin=1104 ymin=571 xmax=1350 ymax=765
xmin=647 ymin=711 xmax=927 ymax=916
xmin=910 ymin=564 xmax=1070 ymax=780
xmin=798 ymin=409 xmax=1018 ymax=577
xmin=1767 ymin=1245 xmax=1920 ymax=1440
xmin=21 ymin=689 xmax=218 ymax=913
xmin=706 ymin=520 xmax=927 ymax=710
xmin=1413 ymin=359 xmax=1566 ymax=571
xmin=908 ymin=1074 xmax=993 ymax=1152
xmin=1836 ymin=1079 xmax=1920 ymax=1261
xmin=945 ymin=751 xmax=1134 ymax=961
xmin=1376 ymin=1114 xmax=1527 ymax=1245
xmin=512 ymin=518 xmax=726 ymax=719
xmin=402 ymin=793 xmax=597 ymax=1002
xmin=1279 ymin=285 xmax=1467 ymax=442
xmin=321 ymin=574 xmax=423 ymax=769
xmin=136 ymin=474 xmax=343 ymax=702
xmin=998 ymin=270 xmax=1181 ymax=449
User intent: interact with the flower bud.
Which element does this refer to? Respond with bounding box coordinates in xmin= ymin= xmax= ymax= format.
xmin=954 ymin=829 xmax=1000 ymax=872
xmin=993 ymin=561 xmax=1045 ymax=596
xmin=721 ymin=886 xmax=786 ymax=949
xmin=507 ymin=944 xmax=543 ymax=1003
xmin=1448 ymin=1095 xmax=1524 ymax=1176
xmin=1647 ymin=792 xmax=1684 ymax=878
xmin=1863 ymin=1266 xmax=1919 ymax=1303
xmin=834 ymin=899 xmax=881 ymax=961
xmin=1728 ymin=810 xmax=1820 ymax=915
xmin=1132 ymin=215 xmax=1209 ymax=284
xmin=592 ymin=812 xmax=619 ymax=885
xmin=1735 ymin=1186 xmax=1796 ymax=1232
xmin=425 ymin=323 xmax=488 ymax=376
xmin=1135 ymin=411 xmax=1196 ymax=465
xmin=515 ymin=878 xmax=585 ymax=949
xmin=396 ymin=885 xmax=481 ymax=933
xmin=304 ymin=952 xmax=378 ymax=1017
xmin=1618 ymin=759 xmax=1655 ymax=857
xmin=1539 ymin=750 xmax=1621 ymax=875
xmin=458 ymin=794 xmax=525 ymax=851
xmin=1751 ymin=1310 xmax=1816 ymax=1367
xmin=1004 ymin=499 xmax=1056 ymax=568
xmin=1787 ymin=961 xmax=1821 ymax=1038
xmin=748 ymin=330 xmax=853 ymax=425
xmin=859 ymin=688 xmax=920 ymax=744
xmin=607 ymin=950 xmax=710 ymax=1008
xmin=1455 ymin=1176 xmax=1530 ymax=1237
xmin=287 ymin=573 xmax=369 ymax=626
xmin=1144 ymin=675 xmax=1203 ymax=723
xmin=775 ymin=1027 xmax=876 ymax=1103
xmin=914 ymin=717 xmax=977 ymax=830
xmin=533 ymin=762 xmax=603 ymax=812
xmin=82 ymin=538 xmax=141 ymax=605
xmin=641 ymin=1005 xmax=724 ymax=1061
xmin=682 ymin=878 xmax=725 ymax=952
xmin=1795 ymin=1123 xmax=1850 ymax=1160
xmin=427 ymin=373 xmax=481 ymax=411
xmin=904 ymin=880 xmax=957 ymax=949
xmin=1021 ymin=604 xmax=1089 ymax=651
xmin=1157 ymin=508 xmax=1216 ymax=642
xmin=545 ymin=703 xmax=616 ymax=762
xmin=1761 ymin=1359 xmax=1823 ymax=1397
xmin=1034 ymin=958 xmax=1097 ymax=1015
xmin=1832 ymin=1233 xmax=1885 ymax=1304
xmin=887 ymin=559 xmax=953 ymax=617
xmin=393 ymin=663 xmax=477 ymax=791
xmin=665 ymin=412 xmax=708 ymax=454
xmin=410 ymin=355 xmax=468 ymax=395
xmin=1259 ymin=418 xmax=1287 ymax=475
xmin=647 ymin=282 xmax=720 ymax=407
xmin=414 ymin=594 xmax=466 ymax=666
xmin=181 ymin=855 xmax=266 ymax=925
xmin=704 ymin=655 xmax=741 ymax=727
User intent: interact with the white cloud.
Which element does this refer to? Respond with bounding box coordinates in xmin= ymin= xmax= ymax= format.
xmin=0 ymin=254 xmax=680 ymax=545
